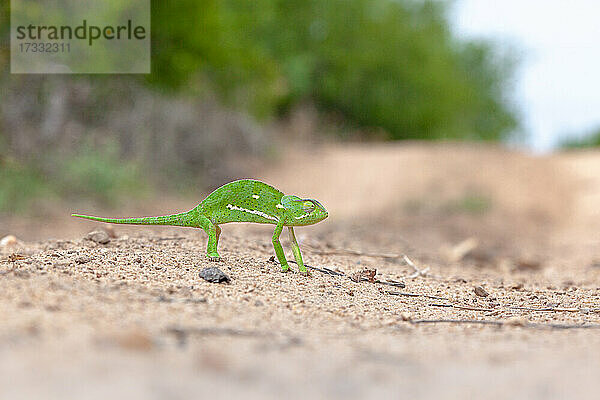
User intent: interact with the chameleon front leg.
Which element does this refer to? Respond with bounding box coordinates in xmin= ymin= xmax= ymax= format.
xmin=198 ymin=215 xmax=221 ymax=261
xmin=287 ymin=227 xmax=307 ymax=274
xmin=272 ymin=221 xmax=289 ymax=272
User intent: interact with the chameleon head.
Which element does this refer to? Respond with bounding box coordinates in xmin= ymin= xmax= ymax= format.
xmin=282 ymin=196 xmax=328 ymax=226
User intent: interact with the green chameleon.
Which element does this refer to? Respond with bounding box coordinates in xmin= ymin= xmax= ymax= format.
xmin=72 ymin=179 xmax=328 ymax=274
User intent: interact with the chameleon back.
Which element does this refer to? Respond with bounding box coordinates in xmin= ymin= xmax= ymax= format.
xmin=200 ymin=179 xmax=285 ymax=225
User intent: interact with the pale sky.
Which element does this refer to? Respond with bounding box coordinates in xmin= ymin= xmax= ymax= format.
xmin=452 ymin=0 xmax=600 ymax=152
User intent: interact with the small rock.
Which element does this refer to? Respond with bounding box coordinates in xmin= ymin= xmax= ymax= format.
xmin=102 ymin=225 xmax=118 ymax=238
xmin=75 ymin=256 xmax=91 ymax=264
xmin=350 ymin=268 xmax=377 ymax=283
xmin=505 ymin=317 xmax=527 ymax=327
xmin=199 ymin=267 xmax=230 ymax=283
xmin=86 ymin=231 xmax=110 ymax=244
xmin=400 ymin=312 xmax=412 ymax=322
xmin=0 ymin=235 xmax=19 ymax=247
xmin=474 ymin=285 xmax=489 ymax=297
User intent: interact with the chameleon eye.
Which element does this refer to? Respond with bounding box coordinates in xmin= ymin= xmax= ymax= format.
xmin=302 ymin=201 xmax=315 ymax=213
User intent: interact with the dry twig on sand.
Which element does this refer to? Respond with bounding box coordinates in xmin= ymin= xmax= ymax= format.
xmin=284 ymin=260 xmax=405 ymax=287
xmin=402 ymin=255 xmax=429 ymax=278
xmin=385 ymin=291 xmax=448 ymax=301
xmin=304 ymin=241 xmax=429 ymax=280
xmin=426 ymin=302 xmax=599 ymax=314
xmin=408 ymin=319 xmax=600 ymax=330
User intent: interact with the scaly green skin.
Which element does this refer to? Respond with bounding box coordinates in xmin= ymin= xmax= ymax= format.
xmin=72 ymin=179 xmax=328 ymax=273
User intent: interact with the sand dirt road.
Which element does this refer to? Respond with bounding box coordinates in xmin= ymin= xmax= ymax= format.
xmin=1 ymin=143 xmax=600 ymax=399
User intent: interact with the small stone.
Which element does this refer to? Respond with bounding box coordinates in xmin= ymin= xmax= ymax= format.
xmin=102 ymin=225 xmax=117 ymax=238
xmin=474 ymin=285 xmax=489 ymax=297
xmin=505 ymin=317 xmax=527 ymax=327
xmin=86 ymin=231 xmax=110 ymax=244
xmin=0 ymin=235 xmax=19 ymax=247
xmin=400 ymin=312 xmax=412 ymax=321
xmin=75 ymin=256 xmax=91 ymax=264
xmin=199 ymin=267 xmax=230 ymax=283
xmin=350 ymin=268 xmax=377 ymax=283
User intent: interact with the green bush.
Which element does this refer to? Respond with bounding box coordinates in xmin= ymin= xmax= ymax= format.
xmin=0 ymin=143 xmax=147 ymax=213
xmin=560 ymin=128 xmax=600 ymax=149
xmin=444 ymin=193 xmax=493 ymax=216
xmin=56 ymin=143 xmax=147 ymax=206
xmin=0 ymin=159 xmax=53 ymax=213
xmin=150 ymin=0 xmax=519 ymax=141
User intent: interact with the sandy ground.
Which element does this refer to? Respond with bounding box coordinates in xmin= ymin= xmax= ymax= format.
xmin=2 ymin=143 xmax=600 ymax=399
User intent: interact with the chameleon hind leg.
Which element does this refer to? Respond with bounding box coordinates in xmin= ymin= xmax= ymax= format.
xmin=198 ymin=215 xmax=221 ymax=261
xmin=288 ymin=227 xmax=307 ymax=274
xmin=272 ymin=221 xmax=289 ymax=272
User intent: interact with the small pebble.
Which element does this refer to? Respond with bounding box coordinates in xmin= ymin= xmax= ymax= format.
xmin=102 ymin=225 xmax=117 ymax=238
xmin=474 ymin=285 xmax=489 ymax=297
xmin=75 ymin=256 xmax=91 ymax=264
xmin=87 ymin=231 xmax=110 ymax=244
xmin=505 ymin=317 xmax=527 ymax=327
xmin=0 ymin=235 xmax=19 ymax=247
xmin=199 ymin=267 xmax=230 ymax=283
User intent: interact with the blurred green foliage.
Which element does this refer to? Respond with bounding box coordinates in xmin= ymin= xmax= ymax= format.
xmin=0 ymin=160 xmax=53 ymax=213
xmin=0 ymin=143 xmax=146 ymax=213
xmin=56 ymin=142 xmax=147 ymax=205
xmin=560 ymin=128 xmax=600 ymax=149
xmin=150 ymin=0 xmax=518 ymax=140
xmin=444 ymin=192 xmax=493 ymax=216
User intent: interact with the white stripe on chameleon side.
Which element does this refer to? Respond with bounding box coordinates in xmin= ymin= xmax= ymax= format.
xmin=226 ymin=204 xmax=278 ymax=222
xmin=252 ymin=194 xmax=260 ymax=199
xmin=276 ymin=204 xmax=284 ymax=209
xmin=295 ymin=213 xmax=309 ymax=220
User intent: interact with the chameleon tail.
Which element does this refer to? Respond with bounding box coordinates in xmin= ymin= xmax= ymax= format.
xmin=71 ymin=210 xmax=198 ymax=227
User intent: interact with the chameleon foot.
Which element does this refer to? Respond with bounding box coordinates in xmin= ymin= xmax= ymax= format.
xmin=206 ymin=253 xmax=221 ymax=262
xmin=280 ymin=263 xmax=290 ymax=273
